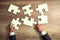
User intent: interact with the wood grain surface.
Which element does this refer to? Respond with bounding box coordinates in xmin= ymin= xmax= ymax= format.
xmin=0 ymin=0 xmax=60 ymax=40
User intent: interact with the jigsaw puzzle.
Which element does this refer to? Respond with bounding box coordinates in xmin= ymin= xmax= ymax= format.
xmin=8 ymin=4 xmax=20 ymax=14
xmin=22 ymin=4 xmax=33 ymax=16
xmin=11 ymin=18 xmax=21 ymax=30
xmin=36 ymin=4 xmax=48 ymax=15
xmin=38 ymin=15 xmax=48 ymax=24
xmin=21 ymin=16 xmax=37 ymax=26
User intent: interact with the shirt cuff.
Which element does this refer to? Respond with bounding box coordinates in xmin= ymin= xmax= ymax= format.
xmin=10 ymin=32 xmax=15 ymax=36
xmin=41 ymin=31 xmax=47 ymax=36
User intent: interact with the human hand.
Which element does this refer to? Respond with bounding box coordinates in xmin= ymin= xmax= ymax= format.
xmin=9 ymin=23 xmax=15 ymax=32
xmin=36 ymin=24 xmax=44 ymax=32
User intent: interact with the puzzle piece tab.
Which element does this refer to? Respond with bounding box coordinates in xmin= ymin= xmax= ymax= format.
xmin=21 ymin=16 xmax=37 ymax=26
xmin=11 ymin=18 xmax=21 ymax=30
xmin=22 ymin=4 xmax=33 ymax=16
xmin=8 ymin=4 xmax=20 ymax=14
xmin=38 ymin=15 xmax=48 ymax=24
xmin=36 ymin=4 xmax=48 ymax=15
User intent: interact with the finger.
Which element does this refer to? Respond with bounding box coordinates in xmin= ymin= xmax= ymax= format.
xmin=39 ymin=24 xmax=42 ymax=26
xmin=12 ymin=26 xmax=15 ymax=29
xmin=10 ymin=23 xmax=13 ymax=27
xmin=10 ymin=23 xmax=14 ymax=27
xmin=36 ymin=24 xmax=39 ymax=28
xmin=36 ymin=24 xmax=42 ymax=28
xmin=11 ymin=25 xmax=15 ymax=29
xmin=10 ymin=24 xmax=14 ymax=29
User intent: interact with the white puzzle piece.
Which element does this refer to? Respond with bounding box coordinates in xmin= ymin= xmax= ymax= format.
xmin=21 ymin=16 xmax=37 ymax=26
xmin=11 ymin=18 xmax=21 ymax=30
xmin=38 ymin=15 xmax=48 ymax=24
xmin=8 ymin=4 xmax=20 ymax=14
xmin=36 ymin=4 xmax=48 ymax=15
xmin=22 ymin=4 xmax=33 ymax=16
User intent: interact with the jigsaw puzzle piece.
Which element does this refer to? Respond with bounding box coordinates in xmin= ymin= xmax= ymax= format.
xmin=36 ymin=4 xmax=48 ymax=15
xmin=21 ymin=16 xmax=37 ymax=26
xmin=38 ymin=15 xmax=48 ymax=24
xmin=11 ymin=18 xmax=21 ymax=30
xmin=22 ymin=4 xmax=33 ymax=16
xmin=8 ymin=4 xmax=20 ymax=14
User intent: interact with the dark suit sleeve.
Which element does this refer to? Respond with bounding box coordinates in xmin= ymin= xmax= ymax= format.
xmin=41 ymin=33 xmax=51 ymax=40
xmin=9 ymin=35 xmax=16 ymax=40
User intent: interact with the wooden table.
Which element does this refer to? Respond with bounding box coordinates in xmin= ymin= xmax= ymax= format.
xmin=0 ymin=0 xmax=60 ymax=40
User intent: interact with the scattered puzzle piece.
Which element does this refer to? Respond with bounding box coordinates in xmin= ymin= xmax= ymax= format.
xmin=22 ymin=4 xmax=33 ymax=16
xmin=38 ymin=15 xmax=48 ymax=24
xmin=8 ymin=4 xmax=20 ymax=14
xmin=11 ymin=18 xmax=21 ymax=30
xmin=21 ymin=16 xmax=37 ymax=26
xmin=36 ymin=4 xmax=48 ymax=15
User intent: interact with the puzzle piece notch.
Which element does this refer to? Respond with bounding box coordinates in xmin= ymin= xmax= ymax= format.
xmin=11 ymin=18 xmax=21 ymax=30
xmin=36 ymin=4 xmax=48 ymax=15
xmin=21 ymin=16 xmax=37 ymax=26
xmin=22 ymin=4 xmax=33 ymax=16
xmin=38 ymin=15 xmax=48 ymax=24
xmin=8 ymin=4 xmax=20 ymax=14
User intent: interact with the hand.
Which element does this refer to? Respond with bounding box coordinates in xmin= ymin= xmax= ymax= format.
xmin=36 ymin=24 xmax=44 ymax=32
xmin=9 ymin=23 xmax=15 ymax=32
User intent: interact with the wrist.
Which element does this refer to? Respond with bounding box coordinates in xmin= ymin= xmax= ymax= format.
xmin=39 ymin=29 xmax=44 ymax=32
xmin=10 ymin=31 xmax=14 ymax=32
xmin=9 ymin=29 xmax=15 ymax=32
